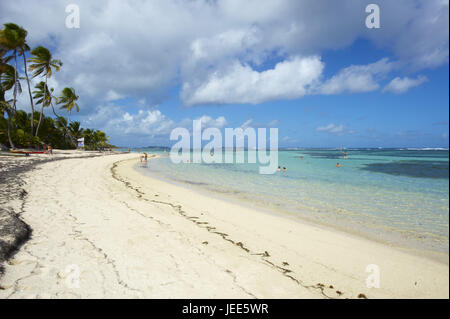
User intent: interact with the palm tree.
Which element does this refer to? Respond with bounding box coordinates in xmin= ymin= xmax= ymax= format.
xmin=54 ymin=115 xmax=74 ymax=146
xmin=0 ymin=45 xmax=13 ymax=74
xmin=1 ymin=64 xmax=21 ymax=97
xmin=55 ymin=116 xmax=68 ymax=132
xmin=16 ymin=28 xmax=36 ymax=145
xmin=0 ymin=23 xmax=27 ymax=114
xmin=58 ymin=87 xmax=79 ymax=124
xmin=33 ymin=81 xmax=56 ymax=136
xmin=68 ymin=121 xmax=84 ymax=140
xmin=1 ymin=24 xmax=35 ymax=145
xmin=0 ymin=64 xmax=21 ymax=148
xmin=33 ymin=81 xmax=53 ymax=105
xmin=28 ymin=46 xmax=62 ymax=136
xmin=32 ymin=81 xmax=60 ymax=118
xmin=32 ymin=81 xmax=57 ymax=136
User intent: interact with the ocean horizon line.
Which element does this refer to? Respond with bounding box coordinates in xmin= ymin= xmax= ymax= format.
xmin=117 ymin=146 xmax=450 ymax=151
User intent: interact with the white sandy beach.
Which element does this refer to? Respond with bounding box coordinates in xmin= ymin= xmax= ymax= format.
xmin=0 ymin=152 xmax=448 ymax=299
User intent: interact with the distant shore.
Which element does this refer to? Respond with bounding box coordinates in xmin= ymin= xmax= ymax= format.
xmin=0 ymin=152 xmax=448 ymax=298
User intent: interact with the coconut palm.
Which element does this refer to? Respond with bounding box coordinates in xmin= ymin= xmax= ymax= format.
xmin=16 ymin=28 xmax=36 ymax=145
xmin=58 ymin=87 xmax=79 ymax=124
xmin=0 ymin=64 xmax=21 ymax=148
xmin=0 ymin=64 xmax=21 ymax=97
xmin=32 ymin=81 xmax=60 ymax=118
xmin=32 ymin=81 xmax=58 ymax=136
xmin=1 ymin=24 xmax=35 ymax=145
xmin=0 ymin=23 xmax=27 ymax=113
xmin=68 ymin=121 xmax=84 ymax=140
xmin=33 ymin=81 xmax=56 ymax=109
xmin=0 ymin=45 xmax=13 ymax=74
xmin=28 ymin=46 xmax=62 ymax=136
xmin=54 ymin=115 xmax=75 ymax=146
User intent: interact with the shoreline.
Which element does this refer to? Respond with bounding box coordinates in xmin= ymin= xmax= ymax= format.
xmin=134 ymin=159 xmax=449 ymax=265
xmin=120 ymin=157 xmax=449 ymax=298
xmin=0 ymin=153 xmax=448 ymax=298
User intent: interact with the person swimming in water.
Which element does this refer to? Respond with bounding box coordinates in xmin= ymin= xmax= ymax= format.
xmin=336 ymin=163 xmax=341 ymax=167
xmin=277 ymin=166 xmax=281 ymax=172
xmin=283 ymin=167 xmax=287 ymax=172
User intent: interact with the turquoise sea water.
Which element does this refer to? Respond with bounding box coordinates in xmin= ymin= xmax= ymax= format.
xmin=125 ymin=148 xmax=449 ymax=255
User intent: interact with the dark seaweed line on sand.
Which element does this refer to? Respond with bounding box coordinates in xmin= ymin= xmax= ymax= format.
xmin=0 ymin=153 xmax=118 ymax=279
xmin=111 ymin=159 xmax=369 ymax=299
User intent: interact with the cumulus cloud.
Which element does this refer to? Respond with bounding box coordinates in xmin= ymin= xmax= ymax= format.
xmin=382 ymin=75 xmax=428 ymax=94
xmin=84 ymin=105 xmax=175 ymax=138
xmin=181 ymin=56 xmax=400 ymax=104
xmin=105 ymin=90 xmax=125 ymax=102
xmin=318 ymin=58 xmax=394 ymax=95
xmin=195 ymin=115 xmax=227 ymax=129
xmin=366 ymin=0 xmax=449 ymax=70
xmin=82 ymin=103 xmax=230 ymax=146
xmin=1 ymin=0 xmax=447 ymax=109
xmin=182 ymin=56 xmax=324 ymax=105
xmin=316 ymin=123 xmax=353 ymax=135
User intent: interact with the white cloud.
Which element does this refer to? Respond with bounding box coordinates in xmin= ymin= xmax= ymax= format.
xmin=382 ymin=76 xmax=428 ymax=94
xmin=82 ymin=103 xmax=229 ymax=146
xmin=182 ymin=56 xmax=324 ymax=105
xmin=318 ymin=58 xmax=394 ymax=95
xmin=366 ymin=0 xmax=449 ymax=70
xmin=316 ymin=123 xmax=346 ymax=135
xmin=105 ymin=90 xmax=124 ymax=101
xmin=84 ymin=105 xmax=174 ymax=138
xmin=182 ymin=56 xmax=400 ymax=104
xmin=195 ymin=115 xmax=227 ymax=129
xmin=1 ymin=0 xmax=446 ymax=109
xmin=267 ymin=119 xmax=279 ymax=127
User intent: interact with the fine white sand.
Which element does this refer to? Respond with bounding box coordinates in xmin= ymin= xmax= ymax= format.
xmin=0 ymin=152 xmax=448 ymax=298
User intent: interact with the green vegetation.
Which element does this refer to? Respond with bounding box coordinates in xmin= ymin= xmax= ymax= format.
xmin=0 ymin=22 xmax=112 ymax=150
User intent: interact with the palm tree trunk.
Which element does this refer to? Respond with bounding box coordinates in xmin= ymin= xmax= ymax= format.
xmin=6 ymin=109 xmax=15 ymax=149
xmin=50 ymin=101 xmax=59 ymax=117
xmin=52 ymin=104 xmax=74 ymax=147
xmin=35 ymin=75 xmax=48 ymax=137
xmin=35 ymin=105 xmax=44 ymax=136
xmin=23 ymin=53 xmax=35 ymax=147
xmin=9 ymin=53 xmax=19 ymax=146
xmin=12 ymin=53 xmax=18 ymax=112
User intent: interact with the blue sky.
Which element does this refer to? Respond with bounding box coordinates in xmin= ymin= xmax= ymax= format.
xmin=138 ymin=39 xmax=449 ymax=148
xmin=1 ymin=0 xmax=449 ymax=148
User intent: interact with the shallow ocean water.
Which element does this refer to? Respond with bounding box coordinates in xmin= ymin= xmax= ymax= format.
xmin=128 ymin=148 xmax=449 ymax=255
